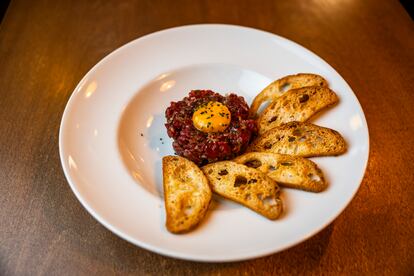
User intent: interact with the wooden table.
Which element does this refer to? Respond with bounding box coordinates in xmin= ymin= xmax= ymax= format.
xmin=1 ymin=0 xmax=413 ymax=274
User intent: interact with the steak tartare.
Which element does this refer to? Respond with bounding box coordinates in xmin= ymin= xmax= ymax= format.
xmin=165 ymin=90 xmax=257 ymax=166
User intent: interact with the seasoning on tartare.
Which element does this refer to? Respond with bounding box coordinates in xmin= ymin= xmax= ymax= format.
xmin=192 ymin=101 xmax=231 ymax=133
xmin=165 ymin=90 xmax=257 ymax=165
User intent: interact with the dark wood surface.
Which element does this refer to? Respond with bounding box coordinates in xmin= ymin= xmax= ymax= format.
xmin=1 ymin=0 xmax=413 ymax=274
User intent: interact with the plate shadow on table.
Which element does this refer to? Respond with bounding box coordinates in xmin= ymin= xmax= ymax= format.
xmin=0 ymin=0 xmax=10 ymax=24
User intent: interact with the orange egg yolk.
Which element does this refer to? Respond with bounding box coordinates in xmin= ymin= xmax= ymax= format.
xmin=192 ymin=101 xmax=231 ymax=133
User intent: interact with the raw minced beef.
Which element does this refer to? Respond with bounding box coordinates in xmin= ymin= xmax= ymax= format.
xmin=165 ymin=90 xmax=257 ymax=166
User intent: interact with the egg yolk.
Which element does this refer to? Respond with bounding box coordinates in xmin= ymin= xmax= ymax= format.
xmin=192 ymin=101 xmax=231 ymax=133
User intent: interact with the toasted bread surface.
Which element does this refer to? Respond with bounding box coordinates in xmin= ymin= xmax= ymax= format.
xmin=202 ymin=161 xmax=283 ymax=220
xmin=257 ymin=86 xmax=338 ymax=134
xmin=162 ymin=156 xmax=212 ymax=234
xmin=250 ymin=73 xmax=328 ymax=118
xmin=233 ymin=152 xmax=327 ymax=192
xmin=248 ymin=122 xmax=347 ymax=157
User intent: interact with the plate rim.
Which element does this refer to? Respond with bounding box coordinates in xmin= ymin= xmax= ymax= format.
xmin=59 ymin=23 xmax=370 ymax=262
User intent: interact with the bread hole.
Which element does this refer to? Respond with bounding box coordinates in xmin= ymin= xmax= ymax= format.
xmin=288 ymin=136 xmax=296 ymax=142
xmin=245 ymin=193 xmax=251 ymax=200
xmin=281 ymin=162 xmax=293 ymax=166
xmin=299 ymin=94 xmax=309 ymax=103
xmin=316 ymin=136 xmax=323 ymax=142
xmin=280 ymin=83 xmax=291 ymax=93
xmin=308 ymin=173 xmax=321 ymax=182
xmin=262 ymin=196 xmax=277 ymax=206
xmin=298 ymin=136 xmax=306 ymax=142
xmin=257 ymin=193 xmax=263 ymax=200
xmin=184 ymin=205 xmax=194 ymax=216
xmin=244 ymin=159 xmax=262 ymax=168
xmin=269 ymin=165 xmax=277 ymax=171
xmin=207 ymin=169 xmax=213 ymax=174
xmin=292 ymin=128 xmax=302 ymax=136
xmin=218 ymin=169 xmax=228 ymax=176
xmin=248 ymin=179 xmax=258 ymax=184
xmin=216 ymin=177 xmax=221 ymax=180
xmin=268 ymin=116 xmax=278 ymax=123
xmin=264 ymin=142 xmax=273 ymax=150
xmin=234 ymin=176 xmax=248 ymax=187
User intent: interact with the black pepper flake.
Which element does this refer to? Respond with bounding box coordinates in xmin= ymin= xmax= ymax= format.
xmin=140 ymin=133 xmax=144 ymax=137
xmin=160 ymin=138 xmax=163 ymax=141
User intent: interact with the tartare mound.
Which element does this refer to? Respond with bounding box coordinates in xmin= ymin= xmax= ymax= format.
xmin=165 ymin=90 xmax=257 ymax=166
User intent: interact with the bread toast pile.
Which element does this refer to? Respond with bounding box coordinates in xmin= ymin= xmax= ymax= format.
xmin=162 ymin=73 xmax=346 ymax=234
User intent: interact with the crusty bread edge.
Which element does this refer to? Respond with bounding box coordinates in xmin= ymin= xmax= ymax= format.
xmin=163 ymin=156 xmax=212 ymax=234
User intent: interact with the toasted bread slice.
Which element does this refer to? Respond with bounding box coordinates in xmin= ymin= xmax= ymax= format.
xmin=250 ymin=73 xmax=328 ymax=118
xmin=257 ymin=86 xmax=339 ymax=134
xmin=233 ymin=152 xmax=327 ymax=192
xmin=162 ymin=156 xmax=212 ymax=234
xmin=247 ymin=122 xmax=346 ymax=157
xmin=201 ymin=161 xmax=283 ymax=220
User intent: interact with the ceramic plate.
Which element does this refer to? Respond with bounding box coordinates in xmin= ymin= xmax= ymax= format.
xmin=59 ymin=24 xmax=369 ymax=262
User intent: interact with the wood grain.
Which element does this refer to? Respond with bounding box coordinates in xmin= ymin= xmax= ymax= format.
xmin=1 ymin=0 xmax=413 ymax=274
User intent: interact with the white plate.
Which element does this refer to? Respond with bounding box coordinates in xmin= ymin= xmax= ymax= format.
xmin=59 ymin=24 xmax=369 ymax=262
